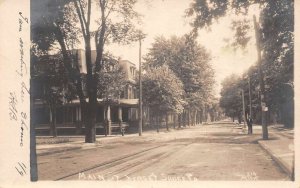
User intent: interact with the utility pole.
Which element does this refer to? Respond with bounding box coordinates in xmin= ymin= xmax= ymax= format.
xmin=248 ymin=78 xmax=253 ymax=119
xmin=138 ymin=33 xmax=143 ymax=136
xmin=241 ymin=89 xmax=246 ymax=128
xmin=253 ymin=15 xmax=268 ymax=140
xmin=248 ymin=77 xmax=253 ymax=134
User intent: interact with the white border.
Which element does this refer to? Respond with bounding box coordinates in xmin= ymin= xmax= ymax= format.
xmin=0 ymin=0 xmax=299 ymax=187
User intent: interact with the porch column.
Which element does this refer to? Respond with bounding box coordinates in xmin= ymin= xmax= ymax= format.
xmin=78 ymin=107 xmax=81 ymax=121
xmin=75 ymin=107 xmax=78 ymax=122
xmin=49 ymin=109 xmax=53 ymax=123
xmin=106 ymin=105 xmax=112 ymax=135
xmin=118 ymin=106 xmax=123 ymax=125
xmin=74 ymin=107 xmax=80 ymax=134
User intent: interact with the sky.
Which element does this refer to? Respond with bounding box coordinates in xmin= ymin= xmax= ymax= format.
xmin=30 ymin=0 xmax=260 ymax=97
xmin=104 ymin=0 xmax=261 ymax=97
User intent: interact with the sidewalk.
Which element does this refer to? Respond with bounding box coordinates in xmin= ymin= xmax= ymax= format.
xmin=256 ymin=125 xmax=294 ymax=179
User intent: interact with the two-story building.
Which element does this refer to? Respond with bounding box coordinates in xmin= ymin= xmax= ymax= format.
xmin=32 ymin=49 xmax=139 ymax=135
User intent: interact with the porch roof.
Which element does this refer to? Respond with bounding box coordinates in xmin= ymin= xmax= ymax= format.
xmin=33 ymin=98 xmax=139 ymax=107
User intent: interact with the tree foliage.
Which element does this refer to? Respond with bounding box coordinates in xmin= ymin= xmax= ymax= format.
xmin=220 ymin=64 xmax=293 ymax=127
xmin=72 ymin=0 xmax=142 ymax=142
xmin=219 ymin=74 xmax=242 ymax=121
xmin=142 ymin=66 xmax=185 ymax=115
xmin=31 ymin=0 xmax=86 ymax=106
xmin=31 ymin=0 xmax=143 ymax=142
xmin=187 ymin=0 xmax=294 ymax=127
xmin=97 ymin=55 xmax=127 ymax=101
xmin=31 ymin=0 xmax=80 ymax=53
xmin=31 ymin=52 xmax=78 ymax=136
xmin=144 ymin=34 xmax=215 ymax=111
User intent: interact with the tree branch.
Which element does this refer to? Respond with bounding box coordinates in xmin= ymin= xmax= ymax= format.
xmin=95 ymin=29 xmax=99 ymax=52
xmin=74 ymin=0 xmax=87 ymax=39
xmin=94 ymin=0 xmax=107 ymax=74
xmin=78 ymin=0 xmax=88 ymax=27
xmin=86 ymin=0 xmax=92 ymax=32
xmin=53 ymin=22 xmax=86 ymax=105
xmin=104 ymin=2 xmax=114 ymax=23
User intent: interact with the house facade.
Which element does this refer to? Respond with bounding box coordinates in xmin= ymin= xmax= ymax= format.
xmin=32 ymin=50 xmax=139 ymax=135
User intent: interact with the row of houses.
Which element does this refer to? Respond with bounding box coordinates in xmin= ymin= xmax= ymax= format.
xmin=32 ymin=49 xmax=212 ymax=136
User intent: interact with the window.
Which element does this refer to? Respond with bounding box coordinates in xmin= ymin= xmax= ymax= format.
xmin=120 ymin=90 xmax=125 ymax=99
xmin=128 ymin=86 xmax=132 ymax=99
xmin=130 ymin=67 xmax=135 ymax=78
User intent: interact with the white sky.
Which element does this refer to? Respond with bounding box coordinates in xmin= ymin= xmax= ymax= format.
xmin=103 ymin=0 xmax=260 ymax=97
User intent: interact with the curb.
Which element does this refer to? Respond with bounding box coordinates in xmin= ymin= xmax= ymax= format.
xmin=258 ymin=140 xmax=293 ymax=179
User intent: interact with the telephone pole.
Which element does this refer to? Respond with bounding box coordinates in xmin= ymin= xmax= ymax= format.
xmin=248 ymin=77 xmax=253 ymax=134
xmin=253 ymin=15 xmax=268 ymax=140
xmin=241 ymin=89 xmax=246 ymax=128
xmin=248 ymin=77 xmax=253 ymax=120
xmin=138 ymin=33 xmax=143 ymax=136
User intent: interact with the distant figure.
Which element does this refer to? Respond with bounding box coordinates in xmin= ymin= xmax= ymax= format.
xmin=245 ymin=110 xmax=253 ymax=134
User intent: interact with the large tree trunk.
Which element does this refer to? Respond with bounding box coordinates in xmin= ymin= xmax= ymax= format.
xmin=183 ymin=110 xmax=187 ymax=127
xmin=85 ymin=94 xmax=97 ymax=143
xmin=178 ymin=114 xmax=182 ymax=128
xmin=200 ymin=109 xmax=203 ymax=124
xmin=166 ymin=113 xmax=169 ymax=131
xmin=197 ymin=110 xmax=200 ymax=125
xmin=203 ymin=107 xmax=207 ymax=122
xmin=195 ymin=110 xmax=198 ymax=125
xmin=156 ymin=115 xmax=160 ymax=133
xmin=149 ymin=108 xmax=154 ymax=129
xmin=238 ymin=114 xmax=242 ymax=124
xmin=54 ymin=24 xmax=87 ymax=138
xmin=49 ymin=105 xmax=57 ymax=137
xmin=74 ymin=0 xmax=98 ymax=143
xmin=85 ymin=41 xmax=97 ymax=143
xmin=193 ymin=110 xmax=198 ymax=126
xmin=210 ymin=111 xmax=215 ymax=122
xmin=173 ymin=113 xmax=176 ymax=129
xmin=187 ymin=109 xmax=191 ymax=127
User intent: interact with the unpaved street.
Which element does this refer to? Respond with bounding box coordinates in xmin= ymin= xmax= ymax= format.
xmin=37 ymin=123 xmax=289 ymax=181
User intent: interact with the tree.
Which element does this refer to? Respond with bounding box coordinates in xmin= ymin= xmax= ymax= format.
xmin=260 ymin=1 xmax=294 ymax=128
xmin=72 ymin=0 xmax=141 ymax=142
xmin=31 ymin=52 xmax=77 ymax=137
xmin=32 ymin=0 xmax=142 ymax=142
xmin=187 ymin=0 xmax=294 ymax=128
xmin=207 ymin=97 xmax=222 ymax=122
xmin=142 ymin=66 xmax=185 ymax=132
xmin=97 ymin=56 xmax=126 ymax=100
xmin=31 ymin=0 xmax=87 ymax=136
xmin=219 ymin=74 xmax=243 ymax=123
xmin=144 ymin=34 xmax=215 ymax=126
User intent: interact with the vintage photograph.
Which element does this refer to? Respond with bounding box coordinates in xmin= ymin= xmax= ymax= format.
xmin=30 ymin=0 xmax=294 ymax=181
